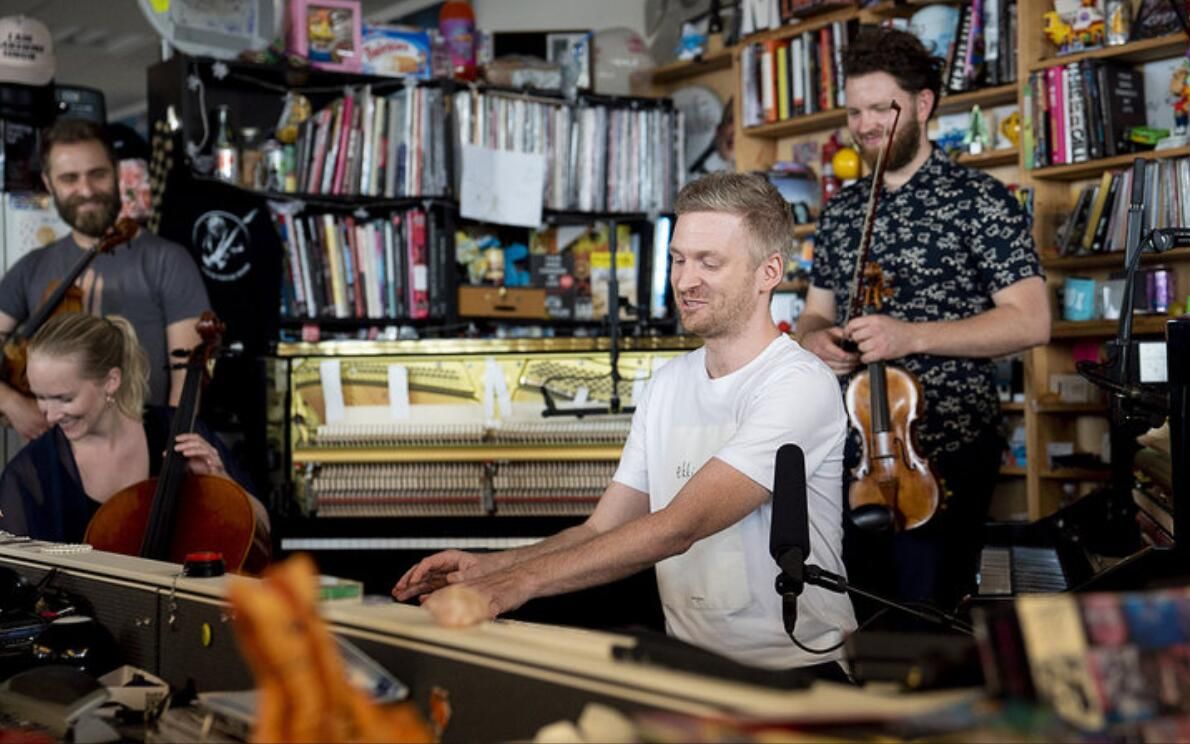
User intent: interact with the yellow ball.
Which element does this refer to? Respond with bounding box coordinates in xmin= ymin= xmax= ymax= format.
xmin=832 ymin=147 xmax=861 ymax=180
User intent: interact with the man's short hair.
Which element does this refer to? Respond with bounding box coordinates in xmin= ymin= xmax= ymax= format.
xmin=843 ymin=27 xmax=944 ymax=118
xmin=39 ymin=118 xmax=118 ymax=174
xmin=674 ymin=171 xmax=794 ymax=266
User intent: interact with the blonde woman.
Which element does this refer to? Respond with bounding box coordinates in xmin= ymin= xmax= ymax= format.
xmin=0 ymin=312 xmax=264 ymax=542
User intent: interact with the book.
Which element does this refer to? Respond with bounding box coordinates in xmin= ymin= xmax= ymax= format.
xmin=1067 ymin=62 xmax=1090 ymax=163
xmin=1081 ymin=170 xmax=1115 ymax=252
xmin=1097 ymin=62 xmax=1146 ymax=158
xmin=1088 ymin=170 xmax=1120 ymax=253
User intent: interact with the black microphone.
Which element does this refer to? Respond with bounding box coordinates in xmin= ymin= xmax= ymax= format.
xmin=770 ymin=443 xmax=809 ymax=635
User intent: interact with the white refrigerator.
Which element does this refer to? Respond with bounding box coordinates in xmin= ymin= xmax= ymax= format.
xmin=0 ymin=192 xmax=70 ymax=462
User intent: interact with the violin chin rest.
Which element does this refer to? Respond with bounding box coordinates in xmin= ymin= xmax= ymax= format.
xmin=850 ymin=504 xmax=895 ymax=533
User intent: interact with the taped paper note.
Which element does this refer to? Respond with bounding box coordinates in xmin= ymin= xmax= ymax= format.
xmin=483 ymin=358 xmax=511 ymax=422
xmin=320 ymin=360 xmax=346 ymax=424
xmin=460 ymin=144 xmax=546 ymax=228
xmin=387 ymin=364 xmax=411 ymax=420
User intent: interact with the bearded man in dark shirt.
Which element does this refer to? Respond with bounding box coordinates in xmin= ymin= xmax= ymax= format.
xmin=797 ymin=27 xmax=1051 ymax=617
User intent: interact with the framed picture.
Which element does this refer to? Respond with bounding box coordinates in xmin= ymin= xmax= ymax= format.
xmin=289 ymin=0 xmax=363 ymax=72
xmin=545 ymin=32 xmax=591 ymax=90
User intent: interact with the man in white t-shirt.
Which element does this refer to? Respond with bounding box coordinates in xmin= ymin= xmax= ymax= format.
xmin=394 ymin=172 xmax=857 ymax=671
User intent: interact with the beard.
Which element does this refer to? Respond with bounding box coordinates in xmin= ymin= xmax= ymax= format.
xmin=676 ymin=277 xmax=759 ymax=340
xmin=855 ymin=111 xmax=923 ymax=173
xmin=53 ymin=188 xmax=121 ymax=238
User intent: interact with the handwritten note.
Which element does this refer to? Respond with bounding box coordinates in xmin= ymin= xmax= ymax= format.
xmin=460 ymin=144 xmax=545 ymax=228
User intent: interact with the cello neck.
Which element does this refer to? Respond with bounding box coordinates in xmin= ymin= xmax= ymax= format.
xmin=139 ymin=313 xmax=221 ymax=561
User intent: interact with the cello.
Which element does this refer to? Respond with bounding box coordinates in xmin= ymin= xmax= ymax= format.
xmin=0 ymin=218 xmax=139 ymax=396
xmin=84 ymin=313 xmax=269 ymax=573
xmin=842 ymin=100 xmax=941 ymax=533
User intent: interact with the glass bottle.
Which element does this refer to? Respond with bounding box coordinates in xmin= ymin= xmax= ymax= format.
xmin=438 ymin=0 xmax=477 ymax=81
xmin=213 ymin=105 xmax=239 ymax=183
xmin=239 ymin=126 xmax=262 ymax=189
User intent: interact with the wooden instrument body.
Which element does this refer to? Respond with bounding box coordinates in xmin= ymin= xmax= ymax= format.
xmin=845 ymin=363 xmax=939 ymax=531
xmin=0 ymin=219 xmax=137 ymax=396
xmin=84 ymin=475 xmax=267 ymax=573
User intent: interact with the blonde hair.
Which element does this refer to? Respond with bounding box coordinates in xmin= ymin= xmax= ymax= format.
xmin=29 ymin=313 xmax=149 ymax=418
xmin=674 ymin=171 xmax=795 ymax=266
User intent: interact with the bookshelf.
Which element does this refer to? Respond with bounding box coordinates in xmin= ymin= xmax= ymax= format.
xmin=150 ymin=53 xmax=684 ymax=337
xmin=646 ymin=0 xmax=1189 ymax=522
xmin=1015 ymin=0 xmax=1190 ymax=518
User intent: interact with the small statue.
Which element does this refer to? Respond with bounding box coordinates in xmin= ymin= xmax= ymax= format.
xmin=963 ymin=105 xmax=992 ymax=155
xmin=1170 ymin=57 xmax=1190 ymax=136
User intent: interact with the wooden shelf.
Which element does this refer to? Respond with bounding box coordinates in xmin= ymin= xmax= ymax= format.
xmin=1033 ymin=401 xmax=1107 ymax=414
xmin=1029 ymin=145 xmax=1190 ymax=181
xmin=958 ymin=148 xmax=1018 ymax=168
xmin=936 ymin=84 xmax=1018 ymax=116
xmin=743 ymin=108 xmax=847 ymax=138
xmin=1001 ymin=401 xmax=1026 ymax=411
xmin=1000 ymin=465 xmax=1027 ymax=476
xmin=1042 ymin=246 xmax=1190 ymax=270
xmin=793 ymin=222 xmax=817 ymax=238
xmin=1051 ymin=314 xmax=1174 ymax=338
xmin=742 ymin=86 xmax=1018 ymax=146
xmin=742 ymin=1 xmax=896 ymax=46
xmin=293 ymin=446 xmax=624 ymax=464
xmin=650 ymin=48 xmax=734 ymax=84
xmin=1028 ymin=33 xmax=1190 ymax=72
xmin=1041 ymin=468 xmax=1112 ymax=481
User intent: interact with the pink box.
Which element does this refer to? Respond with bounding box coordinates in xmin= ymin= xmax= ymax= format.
xmin=289 ymin=0 xmax=363 ymax=72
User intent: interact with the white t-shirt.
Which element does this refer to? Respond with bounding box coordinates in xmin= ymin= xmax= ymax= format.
xmin=613 ymin=334 xmax=857 ymax=668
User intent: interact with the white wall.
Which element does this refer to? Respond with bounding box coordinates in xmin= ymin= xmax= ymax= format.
xmin=368 ymin=0 xmax=648 ymax=38
xmin=473 ymin=0 xmax=645 ymax=35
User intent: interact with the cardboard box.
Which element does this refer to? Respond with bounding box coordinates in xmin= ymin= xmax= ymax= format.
xmin=457 ymin=286 xmax=547 ymax=319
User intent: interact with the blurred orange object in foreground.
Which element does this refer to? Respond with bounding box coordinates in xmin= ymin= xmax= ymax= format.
xmin=227 ymin=554 xmax=434 ymax=743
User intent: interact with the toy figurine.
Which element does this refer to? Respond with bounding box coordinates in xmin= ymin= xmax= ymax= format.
xmin=1170 ymin=57 xmax=1190 ymax=137
xmin=963 ymin=105 xmax=992 ymax=154
xmin=1043 ymin=0 xmax=1106 ymax=54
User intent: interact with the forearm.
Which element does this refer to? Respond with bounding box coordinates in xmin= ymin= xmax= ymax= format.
xmin=796 ymin=309 xmax=836 ymax=338
xmin=0 ymin=381 xmax=22 ymax=416
xmin=912 ymin=304 xmax=1049 ymax=358
xmin=514 ymin=512 xmax=690 ymax=601
xmin=488 ymin=522 xmax=600 ymax=571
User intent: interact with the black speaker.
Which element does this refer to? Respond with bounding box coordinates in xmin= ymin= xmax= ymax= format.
xmin=53 ymin=85 xmax=105 ymax=124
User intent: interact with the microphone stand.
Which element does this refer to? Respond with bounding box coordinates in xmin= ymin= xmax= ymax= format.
xmin=778 ymin=563 xmax=974 ymax=635
xmin=1078 ymin=160 xmax=1190 ymax=496
xmin=540 ymin=216 xmax=636 ymax=419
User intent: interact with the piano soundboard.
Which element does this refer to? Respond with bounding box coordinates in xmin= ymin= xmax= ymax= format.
xmin=281 ymin=342 xmax=691 ymax=519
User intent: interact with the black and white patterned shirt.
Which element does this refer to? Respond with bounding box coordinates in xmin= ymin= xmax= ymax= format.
xmin=811 ymin=145 xmax=1043 ymax=454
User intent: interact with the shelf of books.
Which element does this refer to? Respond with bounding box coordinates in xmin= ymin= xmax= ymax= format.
xmin=1046 ymin=151 xmax=1189 ymax=259
xmin=735 ymin=0 xmax=1020 ymax=170
xmin=1031 ymin=146 xmax=1190 ymax=181
xmin=959 ymin=148 xmax=1019 ymax=168
xmin=936 ymin=83 xmax=1020 ymax=115
xmin=1022 ymin=34 xmax=1190 ymax=175
xmin=1032 ymin=401 xmax=1108 ymax=414
xmin=1026 ymin=32 xmax=1190 ymax=73
xmin=1042 ymin=246 xmax=1190 ymax=271
xmin=650 ymin=48 xmax=734 ymax=84
xmin=1050 ymin=314 xmax=1173 ymax=339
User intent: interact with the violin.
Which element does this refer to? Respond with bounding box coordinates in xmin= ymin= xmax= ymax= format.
xmin=0 ymin=218 xmax=139 ymax=396
xmin=842 ymin=101 xmax=941 ymax=533
xmin=84 ymin=313 xmax=270 ymax=573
